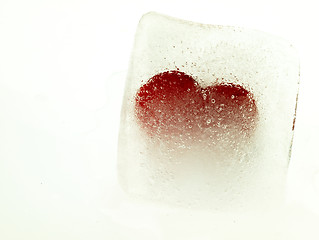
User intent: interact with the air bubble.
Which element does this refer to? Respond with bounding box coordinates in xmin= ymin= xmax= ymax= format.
xmin=211 ymin=98 xmax=215 ymax=103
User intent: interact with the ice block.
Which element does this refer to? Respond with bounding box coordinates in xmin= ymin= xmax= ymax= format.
xmin=117 ymin=12 xmax=299 ymax=211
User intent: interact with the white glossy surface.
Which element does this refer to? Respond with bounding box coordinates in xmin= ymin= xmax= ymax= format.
xmin=0 ymin=0 xmax=319 ymax=239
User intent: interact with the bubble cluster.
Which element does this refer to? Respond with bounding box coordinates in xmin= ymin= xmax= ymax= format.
xmin=135 ymin=70 xmax=258 ymax=146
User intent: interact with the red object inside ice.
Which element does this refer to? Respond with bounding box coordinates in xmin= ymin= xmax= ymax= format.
xmin=135 ymin=70 xmax=257 ymax=138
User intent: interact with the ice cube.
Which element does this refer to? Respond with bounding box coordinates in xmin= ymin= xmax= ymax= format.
xmin=117 ymin=12 xmax=299 ymax=211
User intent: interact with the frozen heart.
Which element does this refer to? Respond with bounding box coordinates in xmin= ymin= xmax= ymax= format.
xmin=135 ymin=70 xmax=258 ymax=140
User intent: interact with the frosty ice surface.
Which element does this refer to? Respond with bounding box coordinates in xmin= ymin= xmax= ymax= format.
xmin=117 ymin=12 xmax=299 ymax=211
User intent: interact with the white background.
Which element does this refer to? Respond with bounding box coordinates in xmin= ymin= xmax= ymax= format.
xmin=0 ymin=0 xmax=319 ymax=239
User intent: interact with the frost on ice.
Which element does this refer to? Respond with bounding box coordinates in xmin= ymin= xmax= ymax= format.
xmin=117 ymin=12 xmax=299 ymax=211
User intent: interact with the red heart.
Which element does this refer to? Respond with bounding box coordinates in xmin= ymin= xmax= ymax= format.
xmin=135 ymin=70 xmax=257 ymax=141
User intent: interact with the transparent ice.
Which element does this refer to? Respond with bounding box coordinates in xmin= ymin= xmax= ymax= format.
xmin=118 ymin=12 xmax=299 ymax=211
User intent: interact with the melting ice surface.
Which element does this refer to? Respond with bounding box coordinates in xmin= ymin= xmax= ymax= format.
xmin=118 ymin=12 xmax=299 ymax=212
